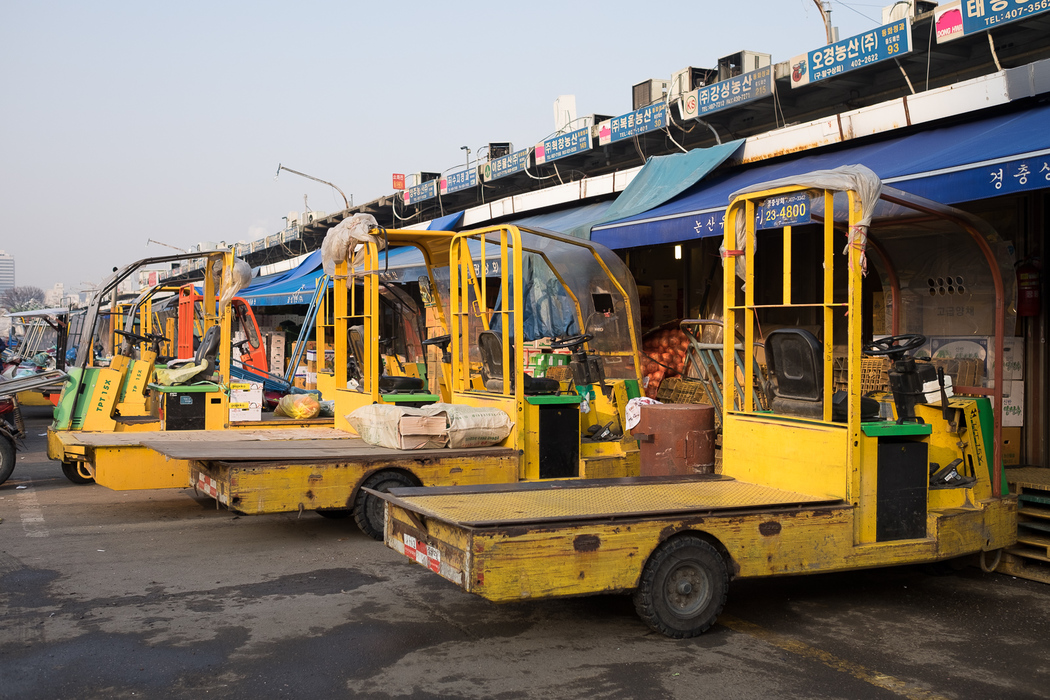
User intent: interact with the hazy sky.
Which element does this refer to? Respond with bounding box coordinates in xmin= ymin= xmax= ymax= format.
xmin=1 ymin=1 xmax=882 ymax=295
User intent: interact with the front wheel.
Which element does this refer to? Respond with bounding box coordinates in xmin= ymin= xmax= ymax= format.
xmin=61 ymin=461 xmax=95 ymax=485
xmin=633 ymin=535 xmax=729 ymax=638
xmin=353 ymin=471 xmax=416 ymax=540
xmin=0 ymin=437 xmax=14 ymax=486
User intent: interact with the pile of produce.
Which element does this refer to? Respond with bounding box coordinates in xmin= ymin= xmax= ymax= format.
xmin=639 ymin=327 xmax=691 ymax=398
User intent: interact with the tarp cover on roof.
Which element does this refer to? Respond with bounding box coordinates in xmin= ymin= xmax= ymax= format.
xmin=427 ymin=211 xmax=464 ymax=230
xmin=566 ymin=138 xmax=745 ymax=239
xmin=592 ymin=104 xmax=1050 ymax=249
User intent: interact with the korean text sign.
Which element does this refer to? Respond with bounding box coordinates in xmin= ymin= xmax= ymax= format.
xmin=961 ymin=0 xmax=1050 ymax=34
xmin=791 ymin=19 xmax=912 ymax=88
xmin=484 ymin=149 xmax=530 ymax=182
xmin=598 ymin=104 xmax=668 ymax=146
xmin=535 ymin=127 xmax=592 ymax=165
xmin=680 ymin=66 xmax=774 ymax=120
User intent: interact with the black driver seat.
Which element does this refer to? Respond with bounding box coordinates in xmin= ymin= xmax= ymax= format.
xmin=478 ymin=330 xmax=559 ymax=395
xmin=766 ymin=328 xmax=879 ymax=421
xmin=348 ymin=325 xmax=424 ymax=393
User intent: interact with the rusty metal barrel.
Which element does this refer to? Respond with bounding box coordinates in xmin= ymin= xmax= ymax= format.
xmin=632 ymin=403 xmax=715 ymax=476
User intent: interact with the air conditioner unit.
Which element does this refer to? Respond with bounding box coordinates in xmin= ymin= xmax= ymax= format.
xmin=488 ymin=142 xmax=513 ymax=159
xmin=717 ymin=51 xmax=771 ymax=82
xmin=669 ymin=67 xmax=718 ymax=101
xmin=882 ymin=0 xmax=937 ymax=22
xmin=632 ymin=79 xmax=671 ymax=110
xmin=406 ymin=172 xmax=441 ymax=188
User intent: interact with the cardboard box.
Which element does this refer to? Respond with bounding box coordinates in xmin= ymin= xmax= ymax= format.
xmin=990 ymin=336 xmax=1024 ymax=381
xmin=398 ymin=415 xmax=449 ymax=450
xmin=1002 ymin=427 xmax=1022 ymax=466
xmin=653 ymin=299 xmax=677 ymax=325
xmin=229 ymin=381 xmax=262 ymax=422
xmin=652 ymin=279 xmax=678 ymax=301
xmin=266 ymin=332 xmax=286 ymax=374
xmin=1003 ymin=379 xmax=1024 ymax=427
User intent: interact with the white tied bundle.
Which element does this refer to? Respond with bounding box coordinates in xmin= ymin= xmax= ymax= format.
xmin=321 ymin=213 xmax=383 ymax=280
xmin=212 ymin=257 xmax=252 ymax=309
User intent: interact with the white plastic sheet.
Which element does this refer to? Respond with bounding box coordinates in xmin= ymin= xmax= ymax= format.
xmin=212 ymin=258 xmax=252 ymax=309
xmin=321 ymin=213 xmax=382 ymax=279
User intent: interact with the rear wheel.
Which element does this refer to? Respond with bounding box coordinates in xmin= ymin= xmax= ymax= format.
xmin=0 ymin=437 xmax=14 ymax=486
xmin=61 ymin=461 xmax=95 ymax=485
xmin=353 ymin=471 xmax=416 ymax=540
xmin=633 ymin=535 xmax=728 ymax=638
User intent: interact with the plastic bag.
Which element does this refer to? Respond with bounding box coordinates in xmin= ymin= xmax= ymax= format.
xmin=275 ymin=393 xmax=321 ymax=419
xmin=211 ymin=257 xmax=252 ymax=309
xmin=321 ymin=213 xmax=382 ymax=278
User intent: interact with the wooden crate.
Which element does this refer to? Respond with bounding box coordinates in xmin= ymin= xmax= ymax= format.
xmin=1001 ymin=467 xmax=1050 ymax=585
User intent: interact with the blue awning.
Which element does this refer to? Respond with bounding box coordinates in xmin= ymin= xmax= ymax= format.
xmin=510 ymin=201 xmax=615 ymax=233
xmin=239 ymin=250 xmax=324 ymax=306
xmin=593 ymin=104 xmax=1050 ymax=249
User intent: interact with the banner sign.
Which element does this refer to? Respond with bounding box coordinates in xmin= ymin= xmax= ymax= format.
xmin=935 ymin=2 xmax=965 ymax=43
xmin=679 ymin=66 xmax=774 ymax=120
xmin=535 ymin=126 xmax=591 ymax=165
xmin=597 ymin=104 xmax=668 ymax=146
xmin=790 ymin=19 xmax=912 ymax=88
xmin=484 ymin=148 xmax=530 ymax=182
xmin=441 ymin=168 xmax=477 ymax=195
xmin=403 ymin=179 xmax=438 ymax=205
xmin=961 ymin=0 xmax=1050 ymax=35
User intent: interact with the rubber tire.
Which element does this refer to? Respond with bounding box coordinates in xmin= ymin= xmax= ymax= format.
xmin=61 ymin=461 xmax=95 ymax=485
xmin=633 ymin=535 xmax=729 ymax=638
xmin=353 ymin=471 xmax=416 ymax=541
xmin=316 ymin=508 xmax=352 ymax=519
xmin=0 ymin=437 xmax=14 ymax=486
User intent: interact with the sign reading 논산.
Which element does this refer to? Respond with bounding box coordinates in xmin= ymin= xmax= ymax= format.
xmin=678 ymin=66 xmax=774 ymax=120
xmin=534 ymin=126 xmax=591 ymax=165
xmin=961 ymin=0 xmax=1050 ymax=35
xmin=790 ymin=19 xmax=912 ymax=88
xmin=441 ymin=168 xmax=477 ymax=195
xmin=597 ymin=104 xmax=668 ymax=146
xmin=484 ymin=148 xmax=530 ymax=182
xmin=404 ymin=179 xmax=438 ymax=205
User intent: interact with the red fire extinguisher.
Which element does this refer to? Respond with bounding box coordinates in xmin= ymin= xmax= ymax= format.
xmin=1016 ymin=257 xmax=1042 ymax=317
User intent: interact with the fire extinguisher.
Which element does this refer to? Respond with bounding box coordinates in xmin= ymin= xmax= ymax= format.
xmin=1016 ymin=257 xmax=1042 ymax=317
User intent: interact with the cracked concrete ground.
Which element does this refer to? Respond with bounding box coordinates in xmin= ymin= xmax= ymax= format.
xmin=2 ymin=407 xmax=1048 ymax=699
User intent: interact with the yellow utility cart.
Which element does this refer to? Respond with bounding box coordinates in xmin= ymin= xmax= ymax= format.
xmin=375 ymin=167 xmax=1017 ymax=637
xmin=146 ymin=224 xmax=645 ymax=538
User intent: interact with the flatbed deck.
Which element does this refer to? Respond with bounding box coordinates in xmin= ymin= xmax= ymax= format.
xmin=146 ymin=439 xmax=515 ymax=463
xmin=382 ymin=475 xmax=845 ymax=527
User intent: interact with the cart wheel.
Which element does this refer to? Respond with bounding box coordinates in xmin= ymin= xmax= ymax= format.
xmin=61 ymin=461 xmax=94 ymax=485
xmin=633 ymin=535 xmax=728 ymax=638
xmin=316 ymin=508 xmax=351 ymax=519
xmin=354 ymin=471 xmax=416 ymax=540
xmin=0 ymin=437 xmax=14 ymax=486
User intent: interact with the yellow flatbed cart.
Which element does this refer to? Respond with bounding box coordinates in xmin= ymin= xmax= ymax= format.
xmin=376 ymin=166 xmax=1018 ymax=638
xmin=147 ymin=438 xmax=518 ymax=518
xmin=52 ymin=426 xmax=345 ymax=490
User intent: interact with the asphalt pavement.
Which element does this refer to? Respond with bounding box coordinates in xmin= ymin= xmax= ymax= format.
xmin=2 ymin=406 xmax=1048 ymax=700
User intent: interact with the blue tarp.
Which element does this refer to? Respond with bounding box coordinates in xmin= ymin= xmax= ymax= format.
xmin=427 ymin=211 xmax=464 ymax=230
xmin=239 ymin=250 xmax=324 ymax=306
xmin=566 ymin=139 xmax=745 ymax=238
xmin=510 ymin=201 xmax=614 ymax=233
xmin=592 ymin=104 xmax=1050 ymax=249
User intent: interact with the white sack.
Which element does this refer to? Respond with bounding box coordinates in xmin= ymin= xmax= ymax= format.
xmin=211 ymin=257 xmax=252 ymax=309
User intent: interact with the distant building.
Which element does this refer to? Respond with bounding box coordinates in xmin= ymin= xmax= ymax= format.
xmin=0 ymin=250 xmax=14 ymax=294
xmin=44 ymin=282 xmax=65 ymax=307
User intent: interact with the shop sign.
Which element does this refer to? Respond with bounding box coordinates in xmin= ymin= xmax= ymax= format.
xmin=484 ymin=148 xmax=530 ymax=182
xmin=598 ymin=103 xmax=668 ymax=146
xmin=535 ymin=126 xmax=591 ymax=165
xmin=392 ymin=173 xmax=406 ymax=190
xmin=935 ymin=2 xmax=965 ymax=43
xmin=756 ymin=191 xmax=811 ymax=229
xmin=679 ymin=66 xmax=774 ymax=120
xmin=961 ymin=0 xmax=1050 ymax=35
xmin=441 ymin=168 xmax=477 ymax=195
xmin=403 ymin=179 xmax=438 ymax=205
xmin=790 ymin=19 xmax=912 ymax=88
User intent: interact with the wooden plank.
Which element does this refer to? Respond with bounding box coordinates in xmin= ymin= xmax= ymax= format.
xmin=1006 ymin=467 xmax=1050 ymax=490
xmin=997 ymin=551 xmax=1050 ymax=585
xmin=147 ymin=438 xmax=516 ymax=462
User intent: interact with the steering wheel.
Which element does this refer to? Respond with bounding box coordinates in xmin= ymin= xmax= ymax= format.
xmin=550 ymin=333 xmax=594 ymax=351
xmin=422 ymin=334 xmax=452 ymax=349
xmin=114 ymin=329 xmax=153 ymax=345
xmin=862 ymin=333 xmax=927 ymax=357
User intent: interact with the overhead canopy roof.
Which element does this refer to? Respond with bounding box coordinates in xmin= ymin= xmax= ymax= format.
xmin=592 ymin=103 xmax=1050 ymax=249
